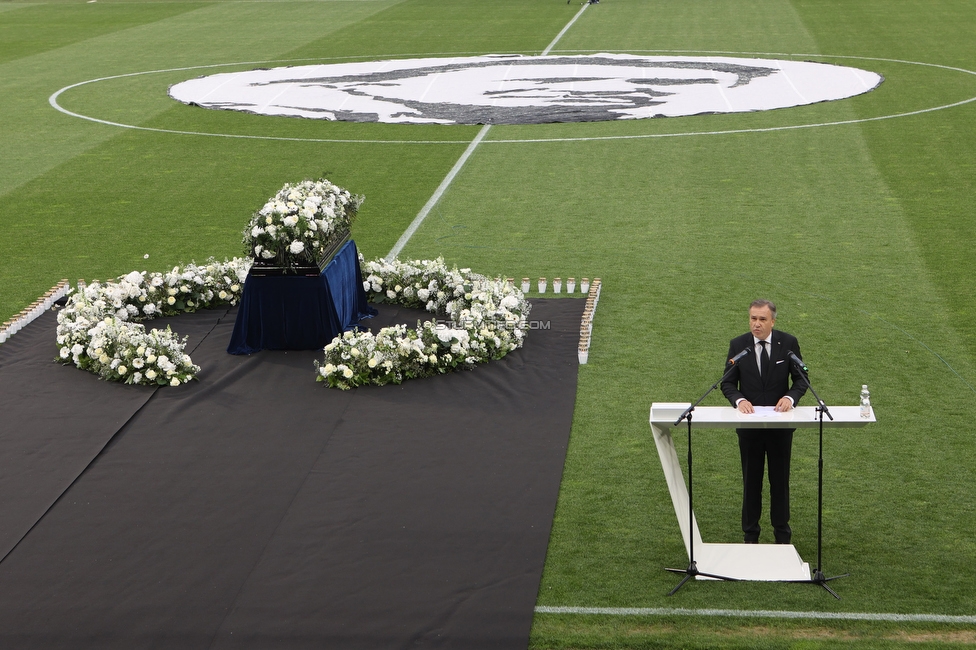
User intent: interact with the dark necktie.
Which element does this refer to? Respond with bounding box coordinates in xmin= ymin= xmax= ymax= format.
xmin=759 ymin=340 xmax=769 ymax=376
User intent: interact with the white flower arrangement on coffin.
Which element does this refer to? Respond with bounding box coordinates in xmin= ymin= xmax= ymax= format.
xmin=315 ymin=257 xmax=530 ymax=389
xmin=243 ymin=178 xmax=363 ymax=271
xmin=56 ymin=258 xmax=251 ymax=385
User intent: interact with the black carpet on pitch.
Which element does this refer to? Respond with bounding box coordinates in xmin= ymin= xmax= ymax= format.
xmin=0 ymin=298 xmax=583 ymax=649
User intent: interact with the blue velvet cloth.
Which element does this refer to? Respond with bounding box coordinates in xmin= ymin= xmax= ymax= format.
xmin=323 ymin=240 xmax=376 ymax=333
xmin=227 ymin=240 xmax=375 ymax=355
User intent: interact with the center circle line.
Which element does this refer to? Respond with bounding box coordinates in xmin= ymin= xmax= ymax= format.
xmin=48 ymin=52 xmax=976 ymax=145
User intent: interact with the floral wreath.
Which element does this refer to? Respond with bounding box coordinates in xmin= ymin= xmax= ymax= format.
xmin=55 ymin=181 xmax=530 ymax=388
xmin=56 ymin=259 xmax=251 ymax=385
xmin=315 ymin=257 xmax=530 ymax=389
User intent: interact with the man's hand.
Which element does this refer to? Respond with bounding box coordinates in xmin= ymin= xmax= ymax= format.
xmin=737 ymin=400 xmax=754 ymax=414
xmin=774 ymin=397 xmax=793 ymax=412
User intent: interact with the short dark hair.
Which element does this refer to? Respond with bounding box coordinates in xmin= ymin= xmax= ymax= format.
xmin=750 ymin=299 xmax=777 ymax=318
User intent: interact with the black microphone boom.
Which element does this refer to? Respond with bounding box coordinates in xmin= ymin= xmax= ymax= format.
xmin=728 ymin=347 xmax=751 ymax=365
xmin=787 ymin=350 xmax=809 ymax=372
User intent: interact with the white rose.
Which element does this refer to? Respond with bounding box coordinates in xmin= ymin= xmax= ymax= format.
xmin=167 ymin=296 xmax=176 ymax=305
xmin=170 ymin=377 xmax=181 ymax=386
xmin=146 ymin=369 xmax=157 ymax=380
xmin=219 ymin=290 xmax=228 ymax=300
xmin=289 ymin=241 xmax=305 ymax=255
xmin=343 ymin=368 xmax=353 ymax=379
xmin=324 ymin=363 xmax=336 ymax=375
xmin=283 ymin=215 xmax=299 ymax=228
xmin=118 ymin=366 xmax=127 ymax=375
xmin=146 ymin=354 xmax=157 ymax=363
xmin=368 ymin=357 xmax=378 ymax=368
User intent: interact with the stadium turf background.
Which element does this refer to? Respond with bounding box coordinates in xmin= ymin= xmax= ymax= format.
xmin=2 ymin=0 xmax=976 ymax=647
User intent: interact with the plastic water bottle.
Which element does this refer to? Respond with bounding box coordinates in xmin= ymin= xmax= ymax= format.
xmin=860 ymin=385 xmax=871 ymax=418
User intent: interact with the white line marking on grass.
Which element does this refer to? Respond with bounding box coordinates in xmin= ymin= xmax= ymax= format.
xmin=384 ymin=4 xmax=589 ymax=258
xmin=46 ymin=55 xmax=492 ymax=145
xmin=542 ymin=3 xmax=589 ymax=56
xmin=49 ymin=53 xmax=976 ymax=146
xmin=486 ymin=95 xmax=976 ymax=143
xmin=535 ymin=606 xmax=976 ymax=624
xmin=47 ymin=61 xmax=472 ymax=145
xmin=385 ymin=123 xmax=491 ymax=259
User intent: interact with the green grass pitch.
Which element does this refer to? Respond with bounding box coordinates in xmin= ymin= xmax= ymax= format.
xmin=2 ymin=0 xmax=976 ymax=647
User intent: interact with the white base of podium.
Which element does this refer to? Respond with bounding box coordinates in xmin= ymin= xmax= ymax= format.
xmin=692 ymin=543 xmax=810 ymax=581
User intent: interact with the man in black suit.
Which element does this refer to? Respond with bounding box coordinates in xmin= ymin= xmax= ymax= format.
xmin=721 ymin=299 xmax=807 ymax=544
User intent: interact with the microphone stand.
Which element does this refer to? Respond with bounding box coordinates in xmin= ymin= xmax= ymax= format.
xmin=665 ymin=361 xmax=743 ymax=595
xmin=786 ymin=355 xmax=848 ymax=599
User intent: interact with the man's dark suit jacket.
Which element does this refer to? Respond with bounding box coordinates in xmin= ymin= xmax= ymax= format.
xmin=721 ymin=330 xmax=807 ymax=408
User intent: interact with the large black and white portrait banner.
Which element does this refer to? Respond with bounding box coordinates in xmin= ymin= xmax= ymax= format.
xmin=169 ymin=54 xmax=883 ymax=125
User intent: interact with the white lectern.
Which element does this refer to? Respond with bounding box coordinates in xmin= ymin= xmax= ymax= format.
xmin=650 ymin=403 xmax=875 ymax=583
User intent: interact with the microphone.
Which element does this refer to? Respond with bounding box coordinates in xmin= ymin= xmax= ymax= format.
xmin=728 ymin=347 xmax=751 ymax=365
xmin=787 ymin=350 xmax=808 ymax=372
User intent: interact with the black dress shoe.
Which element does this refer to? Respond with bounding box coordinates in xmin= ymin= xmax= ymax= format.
xmin=744 ymin=539 xmax=758 ymax=544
